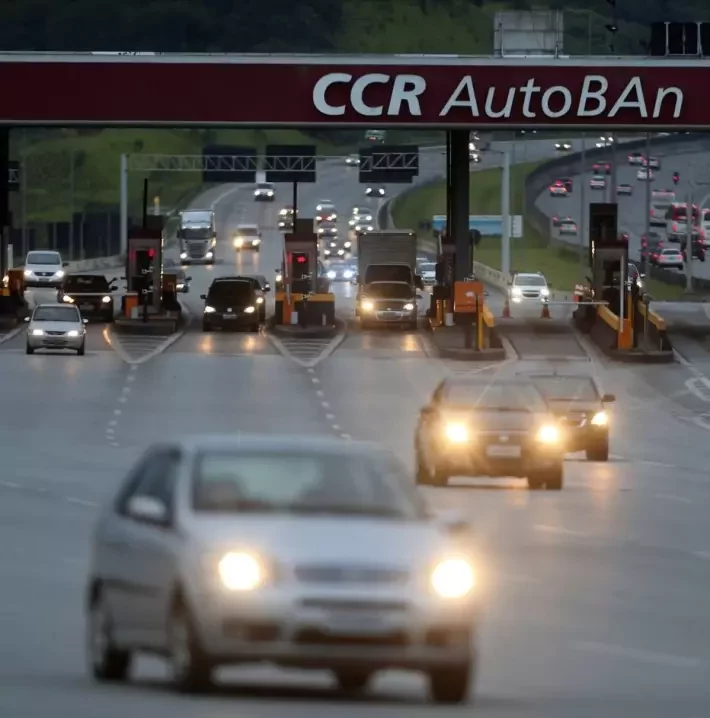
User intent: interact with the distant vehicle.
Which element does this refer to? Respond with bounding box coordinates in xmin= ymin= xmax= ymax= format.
xmin=178 ymin=209 xmax=216 ymax=265
xmin=552 ymin=215 xmax=574 ymax=228
xmin=25 ymin=303 xmax=88 ymax=355
xmin=559 ymin=178 xmax=573 ymax=192
xmin=364 ymin=129 xmax=386 ymax=143
xmin=595 ymin=136 xmax=614 ymax=148
xmin=509 ymin=272 xmax=550 ymax=303
xmin=469 ymin=152 xmax=481 ymax=163
xmin=650 ymin=190 xmax=676 ymax=226
xmin=650 ymin=248 xmax=683 ymax=270
xmin=666 ymin=203 xmax=700 ymax=242
xmin=317 ymin=222 xmax=339 ymax=239
xmin=548 ymin=181 xmax=568 ymax=197
xmin=643 ymin=157 xmax=661 ymax=170
xmin=232 ymin=224 xmax=261 ymax=252
xmin=589 ymin=175 xmax=606 ymax=190
xmin=278 ymin=206 xmax=297 ymax=230
xmin=559 ymin=220 xmax=578 ymax=235
xmin=616 ymin=184 xmax=633 ymax=196
xmin=366 ymin=186 xmax=386 ymax=198
xmin=636 ymin=168 xmax=654 ymax=181
xmin=23 ymin=250 xmax=68 ymax=287
xmin=253 ymin=182 xmax=275 ymax=201
xmin=315 ymin=201 xmax=337 ymax=222
xmin=555 ymin=141 xmax=572 ymax=151
xmin=627 ymin=151 xmax=645 ymax=165
xmin=345 ymin=154 xmax=360 ymax=166
xmin=349 ymin=212 xmax=375 ymax=232
xmin=419 ymin=261 xmax=437 ymax=285
xmin=201 ymin=277 xmax=263 ymax=332
xmin=58 ymin=273 xmax=118 ymax=321
xmin=592 ymin=162 xmax=611 ymax=175
xmin=325 ymin=260 xmax=357 ymax=282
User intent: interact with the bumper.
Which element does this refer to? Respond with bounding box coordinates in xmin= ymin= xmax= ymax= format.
xmin=188 ymin=590 xmax=475 ymax=669
xmin=203 ymin=313 xmax=258 ymax=329
xmin=254 ymin=195 xmax=274 ymax=201
xmin=27 ymin=334 xmax=84 ymax=350
xmin=181 ymin=257 xmax=215 ymax=264
xmin=362 ymin=310 xmax=417 ymax=325
xmin=234 ymin=244 xmax=260 ymax=251
xmin=25 ymin=278 xmax=63 ymax=287
xmin=564 ymin=427 xmax=608 ymax=452
xmin=435 ymin=444 xmax=562 ymax=478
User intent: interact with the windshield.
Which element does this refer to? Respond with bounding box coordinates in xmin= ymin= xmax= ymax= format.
xmin=443 ymin=381 xmax=548 ymax=412
xmin=420 ymin=262 xmax=436 ymax=272
xmin=532 ymin=377 xmax=600 ymax=402
xmin=365 ymin=283 xmax=413 ymax=299
xmin=181 ymin=211 xmax=212 ymax=224
xmin=192 ymin=450 xmax=426 ymax=518
xmin=236 ymin=227 xmax=259 ymax=236
xmin=26 ymin=252 xmax=61 ymax=265
xmin=256 ymin=183 xmax=272 ymax=189
xmin=63 ymin=275 xmax=109 ymax=292
xmin=514 ymin=275 xmax=546 ymax=287
xmin=208 ymin=282 xmax=253 ymax=301
xmin=33 ymin=306 xmax=80 ymax=322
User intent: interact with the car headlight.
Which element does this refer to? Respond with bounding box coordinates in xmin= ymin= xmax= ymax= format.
xmin=327 ymin=271 xmax=336 ymax=279
xmin=366 ymin=188 xmax=372 ymax=192
xmin=31 ymin=328 xmax=44 ymax=336
xmin=591 ymin=411 xmax=608 ymax=426
xmin=365 ymin=215 xmax=372 ymax=221
xmin=244 ymin=306 xmax=255 ymax=314
xmin=403 ymin=302 xmax=415 ymax=311
xmin=536 ymin=425 xmax=560 ymax=443
xmin=343 ymin=270 xmax=353 ymax=279
xmin=24 ymin=269 xmax=33 ymax=277
xmin=234 ymin=237 xmax=244 ymax=246
xmin=204 ymin=305 xmax=216 ymax=314
xmin=62 ymin=295 xmax=74 ymax=303
xmin=218 ymin=552 xmax=264 ymax=591
xmin=67 ymin=330 xmax=79 ymax=337
xmin=445 ymin=422 xmax=469 ymax=443
xmin=431 ymin=558 xmax=475 ymax=599
xmin=329 ymin=241 xmax=336 ymax=247
xmin=279 ymin=209 xmax=287 ymax=216
xmin=267 ymin=191 xmax=273 ymax=196
xmin=275 ymin=273 xmax=283 ymax=282
xmin=256 ymin=297 xmax=264 ymax=304
xmin=361 ymin=300 xmax=374 ymax=311
xmin=540 ymin=288 xmax=550 ymax=297
xmin=101 ymin=296 xmax=111 ymax=303
xmin=324 ymin=249 xmax=331 ymax=256
xmin=205 ymin=251 xmax=213 ymax=259
xmin=318 ymin=229 xmax=325 ymax=234
xmin=180 ymin=252 xmax=187 ymax=259
xmin=511 ymin=287 xmax=522 ymax=297
xmin=55 ymin=270 xmax=64 ymax=278
xmin=177 ymin=283 xmax=184 ymax=290
xmin=344 ymin=241 xmax=352 ymax=248
xmin=337 ymin=249 xmax=345 ymax=256
xmin=252 ymin=238 xmax=261 ymax=245
xmin=348 ymin=220 xmax=355 ymax=226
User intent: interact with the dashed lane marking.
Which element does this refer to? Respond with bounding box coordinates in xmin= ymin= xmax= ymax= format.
xmin=267 ymin=331 xmax=346 ymax=368
xmin=0 ymin=325 xmax=24 ymax=345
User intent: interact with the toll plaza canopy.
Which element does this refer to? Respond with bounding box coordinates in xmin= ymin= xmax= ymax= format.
xmin=1 ymin=53 xmax=709 ymax=129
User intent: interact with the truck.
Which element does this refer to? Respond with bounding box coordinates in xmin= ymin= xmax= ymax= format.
xmin=355 ymin=230 xmax=423 ymax=329
xmin=178 ymin=209 xmax=216 ymax=265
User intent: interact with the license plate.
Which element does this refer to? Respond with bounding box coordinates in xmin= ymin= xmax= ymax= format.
xmin=487 ymin=445 xmax=521 ymax=458
xmin=326 ymin=612 xmax=388 ymax=635
xmin=223 ymin=314 xmax=237 ymax=319
xmin=80 ymin=303 xmax=93 ymax=310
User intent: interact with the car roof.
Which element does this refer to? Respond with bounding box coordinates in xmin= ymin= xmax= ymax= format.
xmin=211 ymin=276 xmax=256 ymax=284
xmin=35 ymin=302 xmax=78 ymax=309
xmin=171 ymin=434 xmax=385 ymax=457
xmin=236 ymin=223 xmax=258 ymax=228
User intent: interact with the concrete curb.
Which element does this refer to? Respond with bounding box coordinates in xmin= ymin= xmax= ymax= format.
xmin=604 ymin=348 xmax=675 ymax=364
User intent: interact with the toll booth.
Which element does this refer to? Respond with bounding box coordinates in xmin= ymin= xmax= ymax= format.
xmin=588 ymin=203 xmax=632 ymax=349
xmin=125 ymin=227 xmax=163 ymax=318
xmin=278 ymin=219 xmax=319 ymax=325
xmin=453 ymin=280 xmax=485 ymax=348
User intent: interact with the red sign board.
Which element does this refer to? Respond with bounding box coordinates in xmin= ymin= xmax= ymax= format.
xmin=0 ymin=55 xmax=708 ymax=127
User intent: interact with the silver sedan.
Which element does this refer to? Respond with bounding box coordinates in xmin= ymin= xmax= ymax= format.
xmin=25 ymin=303 xmax=87 ymax=355
xmin=86 ymin=435 xmax=478 ymax=702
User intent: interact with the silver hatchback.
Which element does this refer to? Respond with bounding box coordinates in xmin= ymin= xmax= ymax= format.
xmin=25 ymin=303 xmax=87 ymax=355
xmin=86 ymin=435 xmax=478 ymax=702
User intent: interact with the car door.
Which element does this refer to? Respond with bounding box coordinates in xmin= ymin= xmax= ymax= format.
xmin=118 ymin=448 xmax=182 ymax=646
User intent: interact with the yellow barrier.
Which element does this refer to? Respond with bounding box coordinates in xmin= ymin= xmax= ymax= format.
xmin=637 ymin=300 xmax=666 ymax=331
xmin=598 ymin=305 xmax=620 ymax=331
xmin=274 ymin=292 xmax=335 ymax=303
xmin=482 ymin=303 xmax=496 ymax=328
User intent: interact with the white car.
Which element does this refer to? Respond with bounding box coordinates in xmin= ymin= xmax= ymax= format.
xmin=589 ymin=175 xmax=606 ymax=189
xmin=509 ymin=272 xmax=550 ymax=303
xmin=548 ymin=183 xmax=567 ymax=197
xmin=233 ymin=224 xmax=261 ymax=251
xmin=645 ymin=157 xmax=661 ymax=170
xmin=23 ymin=250 xmax=67 ymax=287
xmin=25 ymin=303 xmax=87 ymax=355
xmin=253 ymin=182 xmax=274 ymax=201
xmin=315 ymin=201 xmax=337 ymax=222
xmin=559 ymin=221 xmax=578 ymax=235
xmin=366 ymin=187 xmax=386 ymax=198
xmin=419 ymin=261 xmax=437 ymax=285
xmin=349 ymin=212 xmax=375 ymax=232
xmin=345 ymin=154 xmax=360 ymax=166
xmin=85 ymin=435 xmax=478 ymax=703
xmin=652 ymin=248 xmax=683 ymax=269
xmin=627 ymin=152 xmax=645 ymax=166
xmin=596 ymin=136 xmax=614 ymax=148
xmin=616 ymin=184 xmax=633 ymax=196
xmin=637 ymin=168 xmax=654 ymax=181
xmin=555 ymin=142 xmax=572 ymax=151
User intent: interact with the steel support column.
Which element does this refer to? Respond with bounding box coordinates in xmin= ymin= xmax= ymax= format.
xmin=0 ymin=128 xmax=9 ymax=278
xmin=450 ymin=130 xmax=470 ymax=280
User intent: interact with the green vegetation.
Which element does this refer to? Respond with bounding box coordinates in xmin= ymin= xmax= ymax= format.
xmin=391 ymin=160 xmax=687 ymax=300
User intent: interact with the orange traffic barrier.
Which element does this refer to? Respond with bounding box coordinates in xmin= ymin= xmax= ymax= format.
xmin=541 ymin=301 xmax=551 ymax=319
xmin=502 ymin=297 xmax=511 ymax=318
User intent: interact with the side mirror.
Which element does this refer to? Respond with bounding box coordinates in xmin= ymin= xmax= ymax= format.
xmin=601 ymin=393 xmax=616 ymax=403
xmin=185 ymin=276 xmax=192 ymax=282
xmin=264 ymin=285 xmax=271 ymax=292
xmin=416 ymin=294 xmax=423 ymax=300
xmin=120 ymin=276 xmax=126 ymax=281
xmin=62 ymin=261 xmax=69 ymax=267
xmin=24 ymin=316 xmax=30 ymax=322
xmin=199 ymin=294 xmax=206 ymax=300
xmin=547 ymin=283 xmax=553 ymax=289
xmin=82 ymin=318 xmax=89 ymax=324
xmin=639 ymin=273 xmax=646 ymax=279
xmin=108 ymin=286 xmax=116 ymax=292
xmin=110 ymin=277 xmax=118 ymax=283
xmin=126 ymin=495 xmax=168 ymax=525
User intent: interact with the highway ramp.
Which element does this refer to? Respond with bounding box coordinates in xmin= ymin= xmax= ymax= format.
xmin=1 ymin=141 xmax=710 ymax=718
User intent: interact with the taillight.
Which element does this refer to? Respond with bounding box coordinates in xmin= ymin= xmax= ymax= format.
xmin=673 ymin=223 xmax=678 ymax=231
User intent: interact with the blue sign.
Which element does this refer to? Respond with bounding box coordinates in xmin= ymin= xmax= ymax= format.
xmin=432 ymin=215 xmax=522 ymax=238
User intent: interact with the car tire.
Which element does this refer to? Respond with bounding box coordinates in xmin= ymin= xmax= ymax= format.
xmin=26 ymin=343 xmax=34 ymax=355
xmin=77 ymin=342 xmax=86 ymax=356
xmin=202 ymin=321 xmax=211 ymax=332
xmin=586 ymin=440 xmax=609 ymax=462
xmin=333 ymin=668 xmax=373 ymax=694
xmin=251 ymin=322 xmax=260 ymax=333
xmin=544 ymin=464 xmax=564 ymax=491
xmin=87 ymin=590 xmax=132 ymax=682
xmin=429 ymin=661 xmax=473 ymax=704
xmin=167 ymin=600 xmax=213 ymax=693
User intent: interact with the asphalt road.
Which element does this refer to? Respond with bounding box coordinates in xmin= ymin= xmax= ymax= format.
xmin=2 ymin=140 xmax=710 ymax=718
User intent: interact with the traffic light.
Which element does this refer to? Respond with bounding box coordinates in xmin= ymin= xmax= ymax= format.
xmin=290 ymin=252 xmax=310 ymax=280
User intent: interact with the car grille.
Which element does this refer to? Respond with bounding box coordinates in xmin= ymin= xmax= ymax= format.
xmin=295 ymin=565 xmax=408 ymax=585
xmin=522 ymin=290 xmax=540 ymax=298
xmin=187 ymin=241 xmax=208 ymax=258
xmin=46 ymin=330 xmax=66 ymax=336
xmin=35 ymin=271 xmax=54 ymax=277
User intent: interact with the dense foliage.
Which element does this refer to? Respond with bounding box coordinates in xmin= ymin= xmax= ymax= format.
xmin=0 ymin=0 xmax=707 ymax=56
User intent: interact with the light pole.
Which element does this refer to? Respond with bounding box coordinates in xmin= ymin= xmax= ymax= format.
xmin=579 ymin=133 xmax=587 ymax=277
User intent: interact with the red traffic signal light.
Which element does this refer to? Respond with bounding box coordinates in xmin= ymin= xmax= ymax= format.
xmin=296 ymin=254 xmax=307 ymax=263
xmin=148 ymin=248 xmax=155 ymax=258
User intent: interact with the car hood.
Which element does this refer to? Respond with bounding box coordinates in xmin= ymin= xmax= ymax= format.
xmin=26 ymin=264 xmax=62 ymax=273
xmin=194 ymin=516 xmax=449 ymax=568
xmin=452 ymin=410 xmax=538 ymax=432
xmin=545 ymin=401 xmax=601 ymax=415
xmin=30 ymin=321 xmax=81 ymax=333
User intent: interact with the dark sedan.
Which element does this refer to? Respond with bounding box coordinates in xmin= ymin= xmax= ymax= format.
xmin=58 ymin=274 xmax=118 ymax=321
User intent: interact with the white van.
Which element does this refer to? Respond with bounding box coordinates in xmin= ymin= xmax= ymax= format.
xmin=665 ymin=203 xmax=700 ymax=243
xmin=650 ymin=189 xmax=675 ymax=227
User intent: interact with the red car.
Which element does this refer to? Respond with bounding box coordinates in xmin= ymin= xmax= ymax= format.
xmin=593 ymin=162 xmax=612 ymax=175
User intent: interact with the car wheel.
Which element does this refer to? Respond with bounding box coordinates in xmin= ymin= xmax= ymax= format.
xmin=166 ymin=600 xmax=213 ymax=693
xmin=77 ymin=342 xmax=86 ymax=356
xmin=26 ymin=343 xmax=34 ymax=355
xmin=429 ymin=660 xmax=473 ymax=704
xmin=333 ymin=668 xmax=373 ymax=694
xmin=544 ymin=464 xmax=564 ymax=491
xmin=586 ymin=439 xmax=609 ymax=462
xmin=251 ymin=322 xmax=260 ymax=332
xmin=527 ymin=474 xmax=545 ymax=490
xmin=202 ymin=321 xmax=211 ymax=332
xmin=87 ymin=590 xmax=132 ymax=682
